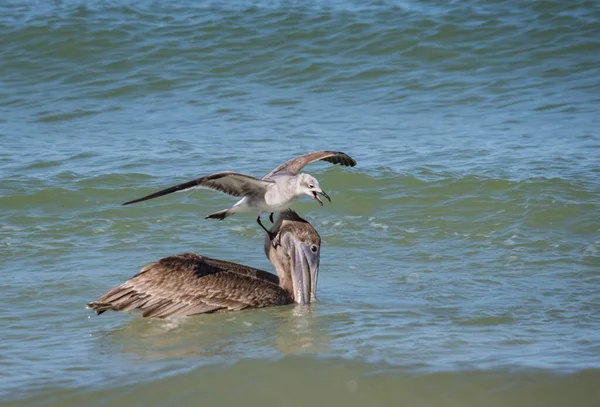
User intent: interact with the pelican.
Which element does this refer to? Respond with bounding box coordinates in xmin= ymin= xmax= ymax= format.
xmin=121 ymin=150 xmax=356 ymax=238
xmin=87 ymin=211 xmax=320 ymax=318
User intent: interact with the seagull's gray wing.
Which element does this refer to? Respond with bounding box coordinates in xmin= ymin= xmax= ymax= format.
xmin=122 ymin=171 xmax=275 ymax=205
xmin=264 ymin=150 xmax=357 ymax=178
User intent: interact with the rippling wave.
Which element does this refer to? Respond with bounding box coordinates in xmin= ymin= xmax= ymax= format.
xmin=1 ymin=0 xmax=599 ymax=405
xmin=2 ymin=0 xmax=599 ymax=119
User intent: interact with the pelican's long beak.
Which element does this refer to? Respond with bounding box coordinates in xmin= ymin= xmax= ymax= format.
xmin=290 ymin=241 xmax=320 ymax=305
xmin=312 ymin=190 xmax=331 ymax=206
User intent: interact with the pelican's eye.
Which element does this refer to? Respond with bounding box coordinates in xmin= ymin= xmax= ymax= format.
xmin=308 ymin=183 xmax=314 ymax=189
xmin=310 ymin=244 xmax=318 ymax=253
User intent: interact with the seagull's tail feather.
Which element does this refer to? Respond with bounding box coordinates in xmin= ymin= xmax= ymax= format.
xmin=205 ymin=209 xmax=234 ymax=220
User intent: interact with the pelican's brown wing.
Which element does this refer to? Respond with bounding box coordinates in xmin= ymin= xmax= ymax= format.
xmin=87 ymin=253 xmax=291 ymax=318
xmin=122 ymin=172 xmax=274 ymax=205
xmin=264 ymin=150 xmax=357 ymax=178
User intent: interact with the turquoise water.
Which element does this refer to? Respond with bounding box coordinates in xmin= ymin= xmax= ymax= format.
xmin=1 ymin=0 xmax=600 ymax=405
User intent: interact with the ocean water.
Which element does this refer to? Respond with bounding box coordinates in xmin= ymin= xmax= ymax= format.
xmin=1 ymin=0 xmax=600 ymax=405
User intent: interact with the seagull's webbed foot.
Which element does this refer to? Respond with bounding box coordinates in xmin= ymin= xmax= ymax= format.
xmin=269 ymin=212 xmax=274 ymax=223
xmin=257 ymin=215 xmax=277 ymax=241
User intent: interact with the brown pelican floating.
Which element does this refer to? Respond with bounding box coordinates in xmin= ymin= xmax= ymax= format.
xmin=122 ymin=150 xmax=356 ymax=238
xmin=87 ymin=210 xmax=320 ymax=318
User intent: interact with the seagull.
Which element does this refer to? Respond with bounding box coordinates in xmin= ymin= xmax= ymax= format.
xmin=122 ymin=150 xmax=356 ymax=238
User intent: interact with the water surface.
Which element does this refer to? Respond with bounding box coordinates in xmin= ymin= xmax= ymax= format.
xmin=1 ymin=0 xmax=599 ymax=405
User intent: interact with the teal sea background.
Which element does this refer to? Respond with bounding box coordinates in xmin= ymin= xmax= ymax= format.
xmin=1 ymin=0 xmax=599 ymax=405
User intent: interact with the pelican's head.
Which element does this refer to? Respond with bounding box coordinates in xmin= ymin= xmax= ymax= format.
xmin=297 ymin=173 xmax=331 ymax=206
xmin=264 ymin=210 xmax=321 ymax=304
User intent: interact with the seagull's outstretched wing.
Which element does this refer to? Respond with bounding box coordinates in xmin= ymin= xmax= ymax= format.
xmin=122 ymin=171 xmax=275 ymax=205
xmin=265 ymin=150 xmax=356 ymax=178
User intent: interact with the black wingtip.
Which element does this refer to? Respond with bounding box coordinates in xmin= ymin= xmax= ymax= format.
xmin=205 ymin=210 xmax=230 ymax=220
xmin=326 ymin=151 xmax=357 ymax=168
xmin=121 ymin=195 xmax=160 ymax=206
xmin=339 ymin=152 xmax=357 ymax=167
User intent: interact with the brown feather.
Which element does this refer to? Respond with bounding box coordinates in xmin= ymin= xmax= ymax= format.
xmin=87 ymin=253 xmax=291 ymax=318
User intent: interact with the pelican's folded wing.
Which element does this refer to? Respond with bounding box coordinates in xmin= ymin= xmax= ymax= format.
xmin=87 ymin=253 xmax=290 ymax=318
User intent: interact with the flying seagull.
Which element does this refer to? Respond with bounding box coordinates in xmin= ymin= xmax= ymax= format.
xmin=122 ymin=150 xmax=356 ymax=238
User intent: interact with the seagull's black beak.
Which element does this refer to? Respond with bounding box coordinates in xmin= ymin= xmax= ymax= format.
xmin=312 ymin=192 xmax=322 ymax=206
xmin=312 ymin=190 xmax=331 ymax=206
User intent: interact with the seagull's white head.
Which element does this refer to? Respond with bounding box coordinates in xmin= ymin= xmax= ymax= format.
xmin=297 ymin=173 xmax=331 ymax=206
